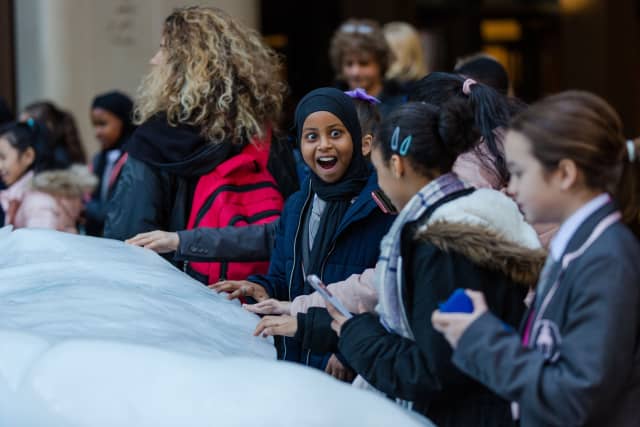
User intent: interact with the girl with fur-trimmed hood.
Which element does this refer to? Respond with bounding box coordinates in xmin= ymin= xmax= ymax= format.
xmin=321 ymin=102 xmax=545 ymax=426
xmin=0 ymin=121 xmax=96 ymax=233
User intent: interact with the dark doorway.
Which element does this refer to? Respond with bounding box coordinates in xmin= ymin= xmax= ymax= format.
xmin=0 ymin=0 xmax=16 ymax=117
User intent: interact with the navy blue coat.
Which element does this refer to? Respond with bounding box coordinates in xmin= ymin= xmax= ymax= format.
xmin=249 ymin=173 xmax=394 ymax=369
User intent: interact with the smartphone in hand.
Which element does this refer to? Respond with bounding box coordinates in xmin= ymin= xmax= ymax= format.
xmin=306 ymin=275 xmax=353 ymax=319
xmin=371 ymin=190 xmax=398 ymax=215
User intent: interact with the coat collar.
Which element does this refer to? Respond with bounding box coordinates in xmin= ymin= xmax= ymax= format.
xmin=557 ymin=198 xmax=617 ymax=261
xmin=549 ymin=193 xmax=611 ymax=261
xmin=415 ymin=221 xmax=546 ymax=287
xmin=297 ymin=172 xmax=383 ymax=238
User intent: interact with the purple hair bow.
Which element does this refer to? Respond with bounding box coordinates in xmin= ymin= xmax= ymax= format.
xmin=344 ymin=88 xmax=381 ymax=105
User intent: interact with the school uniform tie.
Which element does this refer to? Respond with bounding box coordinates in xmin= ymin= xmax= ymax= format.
xmin=523 ymin=257 xmax=562 ymax=346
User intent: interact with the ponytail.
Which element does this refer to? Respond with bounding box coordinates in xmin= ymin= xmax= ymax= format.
xmin=374 ymin=100 xmax=478 ymax=177
xmin=437 ymin=97 xmax=479 ymax=161
xmin=465 ymin=81 xmax=512 ymax=183
xmin=410 ymin=71 xmax=523 ymax=186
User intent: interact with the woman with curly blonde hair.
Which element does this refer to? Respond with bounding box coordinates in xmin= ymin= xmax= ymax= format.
xmin=104 ymin=6 xmax=288 ymax=249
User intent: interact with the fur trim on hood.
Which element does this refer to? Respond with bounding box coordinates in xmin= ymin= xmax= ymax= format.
xmin=31 ymin=165 xmax=98 ymax=198
xmin=416 ymin=189 xmax=547 ymax=287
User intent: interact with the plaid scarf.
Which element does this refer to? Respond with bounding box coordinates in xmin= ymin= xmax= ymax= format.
xmin=375 ymin=173 xmax=470 ymax=339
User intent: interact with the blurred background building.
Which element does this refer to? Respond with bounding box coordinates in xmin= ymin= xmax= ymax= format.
xmin=1 ymin=0 xmax=639 ymax=155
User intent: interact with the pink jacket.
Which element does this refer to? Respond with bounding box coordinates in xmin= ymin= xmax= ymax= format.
xmin=290 ymin=267 xmax=377 ymax=315
xmin=1 ymin=167 xmax=97 ymax=233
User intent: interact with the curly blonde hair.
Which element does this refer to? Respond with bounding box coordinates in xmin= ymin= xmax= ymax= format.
xmin=135 ymin=6 xmax=286 ymax=144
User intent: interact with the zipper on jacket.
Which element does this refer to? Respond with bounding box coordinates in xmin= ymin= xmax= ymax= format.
xmin=319 ymin=242 xmax=337 ymax=283
xmin=193 ymin=182 xmax=279 ymax=228
xmin=284 ymin=181 xmax=312 ymax=362
xmin=218 ymin=209 xmax=282 ymax=281
xmin=301 ymin=242 xmax=339 ymax=367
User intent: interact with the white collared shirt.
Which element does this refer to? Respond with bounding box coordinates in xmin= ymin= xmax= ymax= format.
xmin=549 ymin=193 xmax=611 ymax=261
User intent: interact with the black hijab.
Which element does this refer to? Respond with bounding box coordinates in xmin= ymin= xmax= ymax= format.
xmin=293 ymin=87 xmax=370 ymax=278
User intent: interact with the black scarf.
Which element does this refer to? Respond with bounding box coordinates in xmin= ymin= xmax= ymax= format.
xmin=294 ymin=87 xmax=370 ymax=279
xmin=126 ymin=114 xmax=241 ymax=177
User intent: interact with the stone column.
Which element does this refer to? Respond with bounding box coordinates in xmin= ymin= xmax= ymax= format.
xmin=15 ymin=0 xmax=259 ymax=156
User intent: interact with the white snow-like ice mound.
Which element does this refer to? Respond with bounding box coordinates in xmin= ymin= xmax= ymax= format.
xmin=0 ymin=227 xmax=434 ymax=427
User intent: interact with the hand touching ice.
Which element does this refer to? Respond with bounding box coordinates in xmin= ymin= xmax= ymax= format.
xmin=126 ymin=230 xmax=179 ymax=253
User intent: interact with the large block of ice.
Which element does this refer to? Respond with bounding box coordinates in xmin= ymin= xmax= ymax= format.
xmin=0 ymin=228 xmax=434 ymax=426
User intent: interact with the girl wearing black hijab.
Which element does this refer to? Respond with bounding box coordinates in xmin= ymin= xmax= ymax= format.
xmin=84 ymin=90 xmax=135 ymax=236
xmin=212 ymin=88 xmax=394 ymax=371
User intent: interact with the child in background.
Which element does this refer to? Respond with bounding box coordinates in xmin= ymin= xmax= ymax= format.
xmin=0 ymin=120 xmax=96 ymax=233
xmin=454 ymin=53 xmax=511 ymax=96
xmin=345 ymin=88 xmax=381 ymax=156
xmin=212 ymin=88 xmax=393 ymax=373
xmin=21 ymin=101 xmax=87 ymax=168
xmin=84 ymin=91 xmax=135 ymax=236
xmin=432 ymin=91 xmax=640 ymax=427
xmin=330 ymin=19 xmax=406 ymax=117
xmin=323 ymin=101 xmax=542 ymax=425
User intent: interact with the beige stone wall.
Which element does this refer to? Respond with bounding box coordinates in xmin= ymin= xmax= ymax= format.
xmin=15 ymin=0 xmax=259 ymax=157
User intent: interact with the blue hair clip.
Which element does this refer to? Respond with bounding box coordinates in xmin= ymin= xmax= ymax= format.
xmin=399 ymin=135 xmax=412 ymax=156
xmin=390 ymin=126 xmax=412 ymax=156
xmin=391 ymin=126 xmax=400 ymax=151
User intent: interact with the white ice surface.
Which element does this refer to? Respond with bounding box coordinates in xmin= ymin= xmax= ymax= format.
xmin=0 ymin=227 xmax=434 ymax=427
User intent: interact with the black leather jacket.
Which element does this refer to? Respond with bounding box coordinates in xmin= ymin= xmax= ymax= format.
xmin=104 ymin=156 xmax=195 ymax=241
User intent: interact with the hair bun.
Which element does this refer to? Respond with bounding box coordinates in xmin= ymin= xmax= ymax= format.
xmin=437 ymin=97 xmax=479 ymax=157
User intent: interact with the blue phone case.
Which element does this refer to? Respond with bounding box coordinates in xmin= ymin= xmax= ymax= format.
xmin=439 ymin=289 xmax=474 ymax=313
